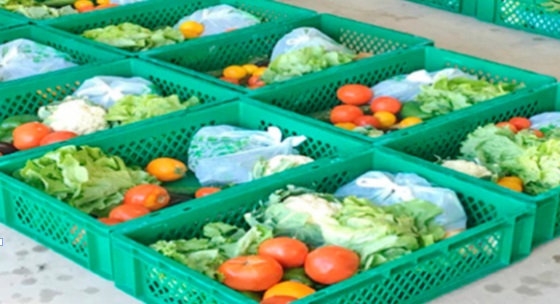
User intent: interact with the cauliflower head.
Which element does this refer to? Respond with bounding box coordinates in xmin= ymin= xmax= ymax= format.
xmin=253 ymin=155 xmax=314 ymax=179
xmin=38 ymin=98 xmax=109 ymax=135
xmin=441 ymin=159 xmax=492 ymax=178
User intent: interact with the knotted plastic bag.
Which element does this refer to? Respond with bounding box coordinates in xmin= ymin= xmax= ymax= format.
xmin=334 ymin=171 xmax=467 ymax=231
xmin=371 ymin=68 xmax=477 ymax=102
xmin=188 ymin=125 xmax=307 ymax=186
xmin=270 ymin=27 xmax=353 ymax=61
xmin=73 ymin=76 xmax=159 ymax=109
xmin=174 ymin=4 xmax=261 ymax=37
xmin=0 ymin=39 xmax=77 ymax=82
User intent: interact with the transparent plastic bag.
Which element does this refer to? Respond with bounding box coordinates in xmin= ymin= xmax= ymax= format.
xmin=188 ymin=125 xmax=307 ymax=186
xmin=174 ymin=4 xmax=260 ymax=37
xmin=73 ymin=76 xmax=159 ymax=109
xmin=0 ymin=39 xmax=77 ymax=82
xmin=270 ymin=27 xmax=353 ymax=61
xmin=530 ymin=112 xmax=560 ymax=130
xmin=371 ymin=68 xmax=477 ymax=102
xmin=334 ymin=171 xmax=467 ymax=231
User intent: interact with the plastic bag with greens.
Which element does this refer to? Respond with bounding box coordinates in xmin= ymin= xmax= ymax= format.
xmin=0 ymin=39 xmax=77 ymax=82
xmin=371 ymin=69 xmax=476 ymax=103
xmin=530 ymin=112 xmax=560 ymax=130
xmin=173 ymin=4 xmax=260 ymax=37
xmin=270 ymin=27 xmax=353 ymax=61
xmin=188 ymin=125 xmax=307 ymax=186
xmin=73 ymin=76 xmax=159 ymax=109
xmin=334 ymin=171 xmax=467 ymax=231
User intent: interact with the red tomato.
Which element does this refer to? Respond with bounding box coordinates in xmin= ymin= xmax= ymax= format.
xmin=370 ymin=96 xmax=402 ymax=114
xmin=220 ymin=77 xmax=240 ymax=85
xmin=304 ymin=246 xmax=359 ymax=285
xmin=109 ymin=204 xmax=151 ymax=222
xmin=260 ymin=296 xmax=298 ymax=304
xmin=330 ymin=105 xmax=364 ymax=124
xmin=124 ymin=184 xmax=170 ymax=211
xmin=258 ymin=237 xmax=309 ymax=268
xmin=98 ymin=218 xmax=122 ymax=225
xmin=533 ymin=129 xmax=545 ymax=138
xmin=496 ymin=122 xmax=518 ymax=133
xmin=337 ymin=84 xmax=373 ymax=106
xmin=13 ymin=122 xmax=51 ymax=150
xmin=509 ymin=117 xmax=531 ymax=130
xmin=353 ymin=115 xmax=381 ymax=128
xmin=248 ymin=75 xmax=266 ymax=88
xmin=218 ymin=255 xmax=283 ymax=292
xmin=39 ymin=131 xmax=78 ymax=146
xmin=195 ymin=187 xmax=222 ymax=198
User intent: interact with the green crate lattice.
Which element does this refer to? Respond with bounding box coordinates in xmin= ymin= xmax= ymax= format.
xmin=250 ymin=46 xmax=555 ymax=143
xmin=111 ymin=149 xmax=534 ymax=304
xmin=406 ymin=0 xmax=477 ymax=16
xmin=0 ymin=25 xmax=122 ymax=86
xmin=383 ymin=84 xmax=560 ymax=247
xmin=0 ymin=58 xmax=240 ymax=163
xmin=0 ymin=99 xmax=368 ymax=280
xmin=478 ymin=0 xmax=560 ymax=39
xmin=0 ymin=10 xmax=26 ymax=29
xmin=144 ymin=14 xmax=432 ymax=93
xmin=45 ymin=0 xmax=315 ymax=56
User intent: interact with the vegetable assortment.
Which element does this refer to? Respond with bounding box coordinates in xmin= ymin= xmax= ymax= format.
xmin=441 ymin=114 xmax=560 ymax=195
xmin=0 ymin=76 xmax=199 ymax=157
xmin=0 ymin=0 xmax=137 ymax=19
xmin=152 ymin=180 xmax=464 ymax=302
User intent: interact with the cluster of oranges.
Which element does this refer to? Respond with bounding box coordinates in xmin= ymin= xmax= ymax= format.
xmin=220 ymin=64 xmax=268 ymax=89
xmin=330 ymin=84 xmax=423 ymax=133
xmin=74 ymin=0 xmax=118 ymax=13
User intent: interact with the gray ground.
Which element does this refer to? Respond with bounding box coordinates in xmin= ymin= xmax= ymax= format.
xmin=1 ymin=0 xmax=560 ymax=303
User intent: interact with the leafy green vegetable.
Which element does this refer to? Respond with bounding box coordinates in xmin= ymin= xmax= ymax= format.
xmin=82 ymin=23 xmax=184 ymax=52
xmin=0 ymin=0 xmax=76 ymax=19
xmin=105 ymin=94 xmax=200 ymax=125
xmin=245 ymin=186 xmax=445 ymax=270
xmin=414 ymin=77 xmax=519 ymax=118
xmin=15 ymin=145 xmax=157 ymax=217
xmin=261 ymin=46 xmax=355 ymax=84
xmin=542 ymin=0 xmax=560 ymax=12
xmin=0 ymin=114 xmax=39 ymax=142
xmin=457 ymin=124 xmax=560 ymax=195
xmin=150 ymin=222 xmax=272 ymax=280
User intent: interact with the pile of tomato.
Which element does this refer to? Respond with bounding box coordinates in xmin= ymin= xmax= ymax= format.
xmin=219 ymin=238 xmax=360 ymax=304
xmin=74 ymin=0 xmax=118 ymax=13
xmin=219 ymin=64 xmax=268 ymax=89
xmin=330 ymin=84 xmax=423 ymax=133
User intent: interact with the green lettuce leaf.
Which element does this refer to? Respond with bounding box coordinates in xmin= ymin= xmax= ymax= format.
xmin=261 ymin=46 xmax=355 ymax=84
xmin=82 ymin=23 xmax=184 ymax=51
xmin=105 ymin=94 xmax=200 ymax=125
xmin=15 ymin=145 xmax=157 ymax=217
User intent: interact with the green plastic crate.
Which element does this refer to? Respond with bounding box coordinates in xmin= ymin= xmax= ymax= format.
xmin=44 ymin=0 xmax=315 ymax=57
xmin=0 ymin=10 xmax=26 ymax=29
xmin=0 ymin=58 xmax=240 ymax=164
xmin=407 ymin=0 xmax=477 ymax=16
xmin=383 ymin=83 xmax=560 ymax=247
xmin=144 ymin=14 xmax=433 ymax=93
xmin=0 ymin=25 xmax=123 ymax=86
xmin=478 ymin=0 xmax=560 ymax=39
xmin=111 ymin=148 xmax=534 ymax=304
xmin=0 ymin=99 xmax=368 ymax=280
xmin=250 ymin=46 xmax=556 ymax=143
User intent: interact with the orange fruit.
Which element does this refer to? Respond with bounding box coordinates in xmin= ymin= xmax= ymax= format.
xmin=242 ymin=64 xmax=259 ymax=75
xmin=253 ymin=67 xmax=268 ymax=77
xmin=195 ymin=187 xmax=222 ymax=198
xmin=223 ymin=66 xmax=247 ymax=80
xmin=498 ymin=176 xmax=523 ymax=187
xmin=334 ymin=123 xmax=356 ymax=131
xmin=263 ymin=281 xmax=315 ymax=300
xmin=123 ymin=184 xmax=170 ymax=211
xmin=146 ymin=158 xmax=187 ymax=182
xmin=373 ymin=111 xmax=397 ymax=128
xmin=399 ymin=117 xmax=423 ymax=128
xmin=497 ymin=180 xmax=523 ymax=192
xmin=179 ymin=21 xmax=205 ymax=39
xmin=74 ymin=0 xmax=94 ymax=9
xmin=96 ymin=0 xmax=111 ymax=4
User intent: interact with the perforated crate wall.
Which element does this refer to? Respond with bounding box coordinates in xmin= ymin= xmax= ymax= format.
xmin=111 ymin=149 xmax=533 ymax=304
xmin=406 ymin=0 xmax=477 ymax=16
xmin=144 ymin=14 xmax=432 ymax=93
xmin=0 ymin=25 xmax=122 ymax=86
xmin=250 ymin=46 xmax=555 ymax=143
xmin=44 ymin=0 xmax=314 ymax=56
xmin=383 ymin=84 xmax=560 ymax=247
xmin=0 ymin=58 xmax=239 ymax=163
xmin=0 ymin=99 xmax=368 ymax=279
xmin=478 ymin=0 xmax=560 ymax=39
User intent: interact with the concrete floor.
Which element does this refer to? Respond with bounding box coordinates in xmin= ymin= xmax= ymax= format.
xmin=1 ymin=1 xmax=560 ymax=303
